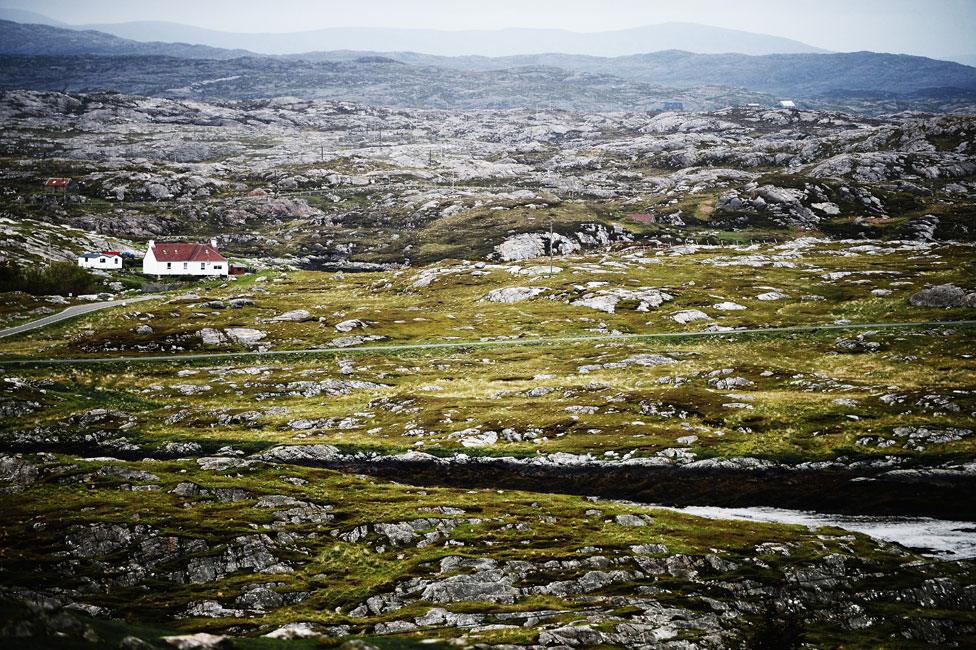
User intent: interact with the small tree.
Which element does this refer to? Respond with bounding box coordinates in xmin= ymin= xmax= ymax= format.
xmin=42 ymin=261 xmax=98 ymax=295
xmin=0 ymin=260 xmax=97 ymax=296
xmin=0 ymin=260 xmax=22 ymax=292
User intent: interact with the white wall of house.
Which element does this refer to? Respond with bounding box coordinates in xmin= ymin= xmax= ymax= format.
xmin=142 ymin=240 xmax=229 ymax=277
xmin=78 ymin=255 xmax=122 ymax=270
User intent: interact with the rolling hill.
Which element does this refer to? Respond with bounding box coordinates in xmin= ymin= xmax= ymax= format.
xmin=1 ymin=19 xmax=975 ymax=111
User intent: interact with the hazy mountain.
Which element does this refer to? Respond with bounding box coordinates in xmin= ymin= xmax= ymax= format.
xmin=57 ymin=18 xmax=826 ymax=57
xmin=603 ymin=50 xmax=976 ymax=96
xmin=1 ymin=20 xmax=975 ymax=111
xmin=0 ymin=20 xmax=252 ymax=59
xmin=0 ymin=7 xmax=65 ymax=27
xmin=954 ymin=54 xmax=976 ymax=68
xmin=319 ymin=50 xmax=976 ymax=97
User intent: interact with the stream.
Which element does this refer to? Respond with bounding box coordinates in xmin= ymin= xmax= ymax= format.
xmin=655 ymin=504 xmax=976 ymax=560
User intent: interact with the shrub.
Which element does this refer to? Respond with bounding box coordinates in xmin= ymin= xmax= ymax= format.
xmin=745 ymin=599 xmax=806 ymax=650
xmin=0 ymin=260 xmax=97 ymax=296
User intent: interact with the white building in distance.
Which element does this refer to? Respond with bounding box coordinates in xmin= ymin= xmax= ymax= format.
xmin=142 ymin=240 xmax=228 ymax=277
xmin=78 ymin=251 xmax=122 ymax=270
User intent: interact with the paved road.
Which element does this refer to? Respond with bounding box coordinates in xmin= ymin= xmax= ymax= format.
xmin=1 ymin=319 xmax=973 ymax=366
xmin=0 ymin=295 xmax=160 ymax=340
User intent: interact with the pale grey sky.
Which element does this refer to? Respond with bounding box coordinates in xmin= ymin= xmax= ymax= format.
xmin=3 ymin=0 xmax=975 ymax=58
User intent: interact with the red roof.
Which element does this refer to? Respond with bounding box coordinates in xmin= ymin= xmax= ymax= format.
xmin=151 ymin=242 xmax=226 ymax=263
xmin=101 ymin=251 xmax=121 ymax=257
xmin=45 ymin=177 xmax=71 ymax=188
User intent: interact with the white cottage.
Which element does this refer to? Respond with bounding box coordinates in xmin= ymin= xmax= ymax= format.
xmin=78 ymin=251 xmax=122 ymax=270
xmin=142 ymin=239 xmax=228 ymax=277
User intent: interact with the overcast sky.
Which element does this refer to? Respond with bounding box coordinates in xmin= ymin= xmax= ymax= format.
xmin=3 ymin=0 xmax=975 ymax=58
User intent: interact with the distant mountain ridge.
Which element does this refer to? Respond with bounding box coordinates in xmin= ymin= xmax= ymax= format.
xmin=1 ymin=19 xmax=975 ymax=110
xmin=71 ymin=21 xmax=828 ymax=58
xmin=0 ymin=9 xmax=826 ymax=58
xmin=0 ymin=19 xmax=250 ymax=60
xmin=0 ymin=7 xmax=65 ymax=27
xmin=326 ymin=49 xmax=976 ymax=97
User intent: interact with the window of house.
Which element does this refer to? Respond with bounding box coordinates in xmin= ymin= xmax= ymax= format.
xmin=183 ymin=262 xmax=188 ymax=270
xmin=201 ymin=262 xmax=206 ymax=270
xmin=214 ymin=265 xmax=223 ymax=270
xmin=166 ymin=262 xmax=172 ymax=269
xmin=99 ymin=258 xmax=105 ymax=263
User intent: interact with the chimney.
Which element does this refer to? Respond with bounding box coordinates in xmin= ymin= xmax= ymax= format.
xmin=147 ymin=239 xmax=155 ymax=250
xmin=210 ymin=238 xmax=219 ymax=249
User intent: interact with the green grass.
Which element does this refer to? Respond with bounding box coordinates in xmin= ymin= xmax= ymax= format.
xmin=2 ymin=241 xmax=974 ymax=463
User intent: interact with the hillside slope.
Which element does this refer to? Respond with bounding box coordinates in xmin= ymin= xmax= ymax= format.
xmin=0 ymin=19 xmax=252 ymax=59
xmin=299 ymin=49 xmax=976 ymax=97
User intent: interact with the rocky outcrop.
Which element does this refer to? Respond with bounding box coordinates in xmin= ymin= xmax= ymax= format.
xmin=570 ymin=288 xmax=673 ymax=314
xmin=909 ymin=284 xmax=976 ymax=308
xmin=482 ymin=287 xmax=548 ymax=304
xmin=198 ymin=328 xmax=267 ymax=347
xmin=495 ymin=232 xmax=580 ymax=261
xmin=272 ymin=310 xmax=312 ymax=322
xmin=494 ymin=224 xmax=630 ymax=261
xmin=810 ymin=152 xmax=976 ymax=183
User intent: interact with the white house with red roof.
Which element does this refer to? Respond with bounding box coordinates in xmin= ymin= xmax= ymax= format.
xmin=142 ymin=239 xmax=229 ymax=277
xmin=78 ymin=251 xmax=123 ymax=270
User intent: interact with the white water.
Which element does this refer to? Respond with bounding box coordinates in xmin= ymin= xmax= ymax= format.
xmin=657 ymin=505 xmax=976 ymax=560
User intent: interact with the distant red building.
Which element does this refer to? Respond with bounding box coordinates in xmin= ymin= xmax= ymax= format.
xmin=45 ymin=177 xmax=78 ymax=193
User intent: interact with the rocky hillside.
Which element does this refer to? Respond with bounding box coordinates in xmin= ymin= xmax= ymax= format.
xmin=0 ymin=91 xmax=974 ymax=269
xmin=305 ymin=49 xmax=976 ymax=98
xmin=0 ymin=55 xmax=773 ymax=112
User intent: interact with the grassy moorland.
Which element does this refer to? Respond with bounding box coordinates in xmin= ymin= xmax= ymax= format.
xmin=1 ymin=240 xmax=975 ymax=648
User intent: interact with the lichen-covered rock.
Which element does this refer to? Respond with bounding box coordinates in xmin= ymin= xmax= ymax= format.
xmin=420 ymin=570 xmax=520 ymax=604
xmin=334 ymin=318 xmax=368 ymax=332
xmin=0 ymin=456 xmax=38 ymax=493
xmin=495 ymin=232 xmax=580 ymax=261
xmin=482 ymin=287 xmax=547 ymax=303
xmin=224 ymin=328 xmax=267 ymax=346
xmin=262 ymin=622 xmax=324 ymax=639
xmin=273 ymin=309 xmax=311 ymax=322
xmin=672 ymin=309 xmax=712 ymax=324
xmin=162 ymin=633 xmax=232 ymax=649
xmin=909 ymin=284 xmax=975 ymax=308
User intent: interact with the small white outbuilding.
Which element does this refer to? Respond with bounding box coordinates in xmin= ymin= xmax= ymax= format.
xmin=78 ymin=251 xmax=123 ymax=270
